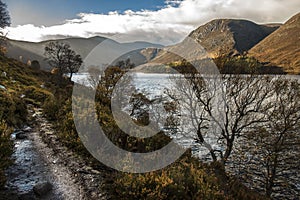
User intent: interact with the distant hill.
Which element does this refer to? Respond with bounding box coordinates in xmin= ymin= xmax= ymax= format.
xmin=150 ymin=19 xmax=278 ymax=64
xmin=6 ymin=37 xmax=163 ymax=71
xmin=249 ymin=12 xmax=300 ymax=74
xmin=6 ymin=37 xmax=106 ymax=70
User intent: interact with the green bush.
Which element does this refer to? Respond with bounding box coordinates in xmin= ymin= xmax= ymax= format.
xmin=213 ymin=55 xmax=262 ymax=74
xmin=0 ymin=91 xmax=27 ymax=127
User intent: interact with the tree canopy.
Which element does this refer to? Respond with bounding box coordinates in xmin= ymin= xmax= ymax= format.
xmin=44 ymin=41 xmax=83 ymax=80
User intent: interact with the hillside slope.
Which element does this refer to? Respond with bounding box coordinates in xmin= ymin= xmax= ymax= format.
xmin=249 ymin=12 xmax=300 ymax=74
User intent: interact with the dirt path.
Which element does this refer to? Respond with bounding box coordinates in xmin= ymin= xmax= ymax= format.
xmin=1 ymin=106 xmax=108 ymax=200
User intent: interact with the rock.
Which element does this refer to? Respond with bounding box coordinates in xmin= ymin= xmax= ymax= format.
xmin=0 ymin=84 xmax=6 ymax=90
xmin=33 ymin=181 xmax=53 ymax=197
xmin=23 ymin=126 xmax=32 ymax=132
xmin=15 ymin=131 xmax=27 ymax=139
xmin=91 ymin=169 xmax=101 ymax=175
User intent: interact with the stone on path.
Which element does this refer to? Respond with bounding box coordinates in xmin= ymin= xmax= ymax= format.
xmin=33 ymin=181 xmax=53 ymax=197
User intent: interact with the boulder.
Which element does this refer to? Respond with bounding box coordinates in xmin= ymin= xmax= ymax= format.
xmin=33 ymin=181 xmax=53 ymax=197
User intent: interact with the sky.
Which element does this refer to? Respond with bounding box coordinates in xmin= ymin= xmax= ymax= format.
xmin=2 ymin=0 xmax=300 ymax=45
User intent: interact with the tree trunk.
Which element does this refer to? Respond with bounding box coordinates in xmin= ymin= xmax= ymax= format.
xmin=265 ymin=154 xmax=278 ymax=198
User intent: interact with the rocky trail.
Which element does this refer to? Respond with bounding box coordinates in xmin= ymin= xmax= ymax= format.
xmin=0 ymin=106 xmax=109 ymax=200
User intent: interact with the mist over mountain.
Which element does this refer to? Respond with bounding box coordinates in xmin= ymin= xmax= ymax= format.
xmin=6 ymin=37 xmax=163 ymax=71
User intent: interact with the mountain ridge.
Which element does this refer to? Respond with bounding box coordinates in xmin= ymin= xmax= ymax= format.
xmin=6 ymin=36 xmax=163 ymax=70
xmin=149 ymin=18 xmax=279 ymax=64
xmin=5 ymin=13 xmax=299 ymax=74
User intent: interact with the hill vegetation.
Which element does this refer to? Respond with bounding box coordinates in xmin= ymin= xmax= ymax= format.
xmin=0 ymin=55 xmax=54 ymax=186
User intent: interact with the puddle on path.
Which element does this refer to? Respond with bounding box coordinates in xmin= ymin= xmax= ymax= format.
xmin=4 ymin=133 xmax=62 ymax=199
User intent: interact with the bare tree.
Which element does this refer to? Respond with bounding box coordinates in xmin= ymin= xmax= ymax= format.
xmin=169 ymin=73 xmax=300 ymax=198
xmin=231 ymin=78 xmax=300 ymax=198
xmin=44 ymin=41 xmax=83 ymax=80
xmin=167 ymin=74 xmax=273 ymax=166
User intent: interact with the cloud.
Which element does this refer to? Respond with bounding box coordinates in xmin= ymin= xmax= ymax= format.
xmin=5 ymin=0 xmax=300 ymax=45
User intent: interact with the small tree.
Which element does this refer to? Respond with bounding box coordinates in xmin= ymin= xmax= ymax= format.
xmin=115 ymin=58 xmax=135 ymax=69
xmin=44 ymin=41 xmax=83 ymax=80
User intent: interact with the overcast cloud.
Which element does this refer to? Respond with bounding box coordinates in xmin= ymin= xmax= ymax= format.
xmin=5 ymin=0 xmax=300 ymax=45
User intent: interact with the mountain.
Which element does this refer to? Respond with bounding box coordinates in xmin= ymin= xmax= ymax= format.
xmin=150 ymin=19 xmax=279 ymax=64
xmin=189 ymin=19 xmax=279 ymax=56
xmin=6 ymin=36 xmax=163 ymax=71
xmin=249 ymin=12 xmax=300 ymax=74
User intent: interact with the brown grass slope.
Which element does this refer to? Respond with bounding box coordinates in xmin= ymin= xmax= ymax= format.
xmin=249 ymin=12 xmax=300 ymax=74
